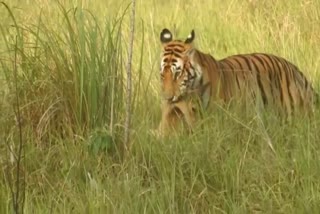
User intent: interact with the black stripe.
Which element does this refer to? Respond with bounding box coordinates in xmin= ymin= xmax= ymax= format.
xmin=291 ymin=67 xmax=305 ymax=108
xmin=236 ymin=55 xmax=253 ymax=74
xmin=279 ymin=59 xmax=295 ymax=112
xmin=293 ymin=72 xmax=304 ymax=109
xmin=234 ymin=55 xmax=267 ymax=104
xmin=290 ymin=64 xmax=299 ymax=86
xmin=253 ymin=55 xmax=275 ymax=103
xmin=173 ymin=52 xmax=182 ymax=58
xmin=262 ymin=54 xmax=276 ymax=71
xmin=304 ymin=77 xmax=309 ymax=90
xmin=188 ymin=64 xmax=197 ymax=88
xmin=221 ymin=59 xmax=235 ymax=72
xmin=267 ymin=55 xmax=284 ymax=107
xmin=199 ymin=75 xmax=203 ymax=87
xmin=187 ymin=65 xmax=196 ymax=80
xmin=173 ymin=48 xmax=183 ymax=53
xmin=222 ymin=59 xmax=244 ymax=93
xmin=250 ymin=58 xmax=268 ymax=105
xmin=198 ymin=52 xmax=206 ymax=63
xmin=233 ymin=57 xmax=245 ymax=72
xmin=260 ymin=55 xmax=277 ymax=88
xmin=235 ymin=73 xmax=241 ymax=90
xmin=251 ymin=55 xmax=267 ymax=70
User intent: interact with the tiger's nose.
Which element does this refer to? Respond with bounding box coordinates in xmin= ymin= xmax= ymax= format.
xmin=163 ymin=95 xmax=179 ymax=103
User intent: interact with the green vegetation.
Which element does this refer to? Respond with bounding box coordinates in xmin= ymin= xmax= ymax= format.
xmin=1 ymin=0 xmax=320 ymax=213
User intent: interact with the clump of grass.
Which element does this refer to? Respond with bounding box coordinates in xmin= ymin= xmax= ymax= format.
xmin=1 ymin=3 xmax=126 ymax=144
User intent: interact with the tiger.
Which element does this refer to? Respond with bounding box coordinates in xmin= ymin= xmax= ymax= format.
xmin=156 ymin=28 xmax=318 ymax=135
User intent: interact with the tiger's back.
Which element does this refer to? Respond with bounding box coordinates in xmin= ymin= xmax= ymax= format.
xmin=215 ymin=53 xmax=316 ymax=115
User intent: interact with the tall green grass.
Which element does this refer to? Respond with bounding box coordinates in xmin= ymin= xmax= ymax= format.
xmin=1 ymin=2 xmax=126 ymax=141
xmin=1 ymin=0 xmax=320 ymax=213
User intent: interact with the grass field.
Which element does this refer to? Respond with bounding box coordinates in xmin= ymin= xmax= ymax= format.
xmin=1 ymin=0 xmax=320 ymax=213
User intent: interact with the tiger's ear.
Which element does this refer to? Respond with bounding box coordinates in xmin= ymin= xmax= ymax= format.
xmin=185 ymin=30 xmax=195 ymax=44
xmin=160 ymin=28 xmax=173 ymax=43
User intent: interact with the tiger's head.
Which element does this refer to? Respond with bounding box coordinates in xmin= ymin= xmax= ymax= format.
xmin=159 ymin=28 xmax=196 ymax=103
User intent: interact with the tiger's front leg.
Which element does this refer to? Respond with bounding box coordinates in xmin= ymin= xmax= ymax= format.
xmin=154 ymin=100 xmax=196 ymax=138
xmin=155 ymin=101 xmax=175 ymax=137
xmin=174 ymin=101 xmax=196 ymax=134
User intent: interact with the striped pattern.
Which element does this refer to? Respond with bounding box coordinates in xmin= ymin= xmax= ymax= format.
xmin=219 ymin=53 xmax=313 ymax=110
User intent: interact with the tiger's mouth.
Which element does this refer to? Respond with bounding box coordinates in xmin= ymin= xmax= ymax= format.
xmin=171 ymin=96 xmax=179 ymax=102
xmin=165 ymin=95 xmax=183 ymax=104
xmin=162 ymin=89 xmax=186 ymax=103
